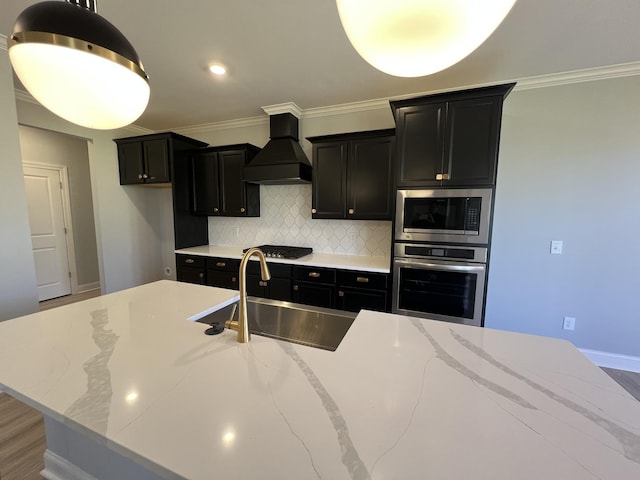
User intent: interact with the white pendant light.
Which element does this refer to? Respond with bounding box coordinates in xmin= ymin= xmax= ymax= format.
xmin=8 ymin=1 xmax=150 ymax=130
xmin=336 ymin=0 xmax=517 ymax=77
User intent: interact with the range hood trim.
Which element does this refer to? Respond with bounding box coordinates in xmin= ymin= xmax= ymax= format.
xmin=243 ymin=110 xmax=312 ymax=185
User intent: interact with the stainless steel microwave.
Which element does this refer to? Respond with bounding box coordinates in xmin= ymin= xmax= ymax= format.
xmin=395 ymin=188 xmax=493 ymax=244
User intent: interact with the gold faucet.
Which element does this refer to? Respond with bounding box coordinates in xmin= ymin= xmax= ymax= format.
xmin=225 ymin=248 xmax=270 ymax=343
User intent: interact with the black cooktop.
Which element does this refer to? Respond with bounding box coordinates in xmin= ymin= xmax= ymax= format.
xmin=243 ymin=245 xmax=313 ymax=259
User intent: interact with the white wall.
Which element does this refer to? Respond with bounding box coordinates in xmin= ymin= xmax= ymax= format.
xmin=0 ymin=43 xmax=38 ymax=321
xmin=18 ymin=125 xmax=101 ymax=290
xmin=485 ymin=75 xmax=640 ymax=358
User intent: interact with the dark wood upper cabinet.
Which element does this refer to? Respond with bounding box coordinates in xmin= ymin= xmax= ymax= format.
xmin=114 ymin=132 xmax=209 ymax=249
xmin=391 ymin=83 xmax=515 ymax=187
xmin=191 ymin=144 xmax=260 ymax=217
xmin=308 ymin=129 xmax=395 ymax=220
xmin=116 ymin=137 xmax=172 ymax=185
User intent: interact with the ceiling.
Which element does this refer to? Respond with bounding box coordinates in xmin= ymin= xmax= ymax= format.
xmin=2 ymin=0 xmax=639 ymax=131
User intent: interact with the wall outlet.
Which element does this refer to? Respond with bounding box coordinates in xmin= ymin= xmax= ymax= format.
xmin=563 ymin=316 xmax=576 ymax=331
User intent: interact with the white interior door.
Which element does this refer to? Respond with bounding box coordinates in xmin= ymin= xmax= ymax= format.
xmin=23 ymin=165 xmax=72 ymax=301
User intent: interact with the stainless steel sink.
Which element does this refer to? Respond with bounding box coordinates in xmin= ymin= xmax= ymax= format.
xmin=199 ymin=297 xmax=357 ymax=351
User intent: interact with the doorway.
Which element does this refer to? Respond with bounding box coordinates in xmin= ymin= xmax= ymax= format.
xmin=23 ymin=163 xmax=76 ymax=301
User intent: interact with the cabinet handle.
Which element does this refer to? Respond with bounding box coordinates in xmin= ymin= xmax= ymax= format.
xmin=435 ymin=173 xmax=450 ymax=181
xmin=142 ymin=173 xmax=149 ymax=179
xmin=338 ymin=291 xmax=344 ymax=297
xmin=308 ymin=272 xmax=320 ymax=278
xmin=232 ymin=277 xmax=237 ymax=283
xmin=293 ymin=285 xmax=299 ymax=291
xmin=240 ymin=207 xmax=246 ymax=213
xmin=311 ymin=208 xmax=317 ymax=214
xmin=216 ymin=262 xmax=226 ymax=267
xmin=259 ymin=280 xmax=268 ymax=287
xmin=356 ymin=276 xmax=369 ymax=283
xmin=149 ymin=176 xmax=155 ymax=180
xmin=213 ymin=207 xmax=219 ymax=212
xmin=199 ymin=273 xmax=204 ymax=279
xmin=137 ymin=174 xmax=143 ymax=179
xmin=348 ymin=208 xmax=355 ymax=215
xmin=185 ymin=258 xmax=195 ymax=264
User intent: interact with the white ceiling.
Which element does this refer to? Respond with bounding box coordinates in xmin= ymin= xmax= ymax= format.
xmin=2 ymin=0 xmax=639 ymax=131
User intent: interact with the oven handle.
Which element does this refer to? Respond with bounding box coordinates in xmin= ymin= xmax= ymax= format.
xmin=393 ymin=257 xmax=486 ymax=273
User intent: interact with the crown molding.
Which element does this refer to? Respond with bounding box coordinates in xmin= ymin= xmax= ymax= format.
xmin=261 ymin=102 xmax=303 ymax=118
xmin=513 ymin=61 xmax=640 ymax=91
xmin=0 ymin=34 xmax=7 ymax=51
xmin=175 ymin=115 xmax=267 ymax=135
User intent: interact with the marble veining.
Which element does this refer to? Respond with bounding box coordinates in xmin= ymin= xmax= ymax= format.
xmin=64 ymin=309 xmax=119 ymax=434
xmin=279 ymin=341 xmax=370 ymax=480
xmin=448 ymin=328 xmax=640 ymax=465
xmin=1 ymin=281 xmax=639 ymax=480
xmin=409 ymin=317 xmax=537 ymax=409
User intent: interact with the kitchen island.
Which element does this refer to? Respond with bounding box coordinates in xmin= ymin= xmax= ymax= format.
xmin=0 ymin=280 xmax=638 ymax=479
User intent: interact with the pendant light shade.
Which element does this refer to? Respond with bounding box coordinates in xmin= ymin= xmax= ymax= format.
xmin=336 ymin=0 xmax=517 ymax=77
xmin=8 ymin=1 xmax=149 ymax=130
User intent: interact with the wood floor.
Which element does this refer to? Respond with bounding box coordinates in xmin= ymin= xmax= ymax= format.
xmin=0 ymin=288 xmax=638 ymax=478
xmin=38 ymin=288 xmax=101 ymax=312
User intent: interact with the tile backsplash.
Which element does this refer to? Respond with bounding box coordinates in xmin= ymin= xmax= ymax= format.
xmin=208 ymin=185 xmax=391 ymax=257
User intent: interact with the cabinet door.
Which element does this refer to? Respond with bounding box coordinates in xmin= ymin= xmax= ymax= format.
xmin=395 ymin=103 xmax=446 ymax=187
xmin=348 ymin=136 xmax=394 ymax=220
xmin=337 ymin=288 xmax=387 ymax=313
xmin=206 ymin=271 xmax=238 ymax=290
xmin=117 ymin=143 xmax=145 ymax=184
xmin=268 ymin=278 xmax=292 ymax=302
xmin=219 ymin=150 xmax=248 ymax=216
xmin=192 ymin=152 xmax=221 ymax=215
xmin=292 ymin=283 xmax=335 ymax=309
xmin=143 ymin=139 xmax=171 ymax=183
xmin=445 ymin=96 xmax=501 ymax=186
xmin=177 ymin=267 xmax=206 ymax=285
xmin=246 ymin=274 xmax=268 ymax=298
xmin=312 ymin=141 xmax=347 ymax=219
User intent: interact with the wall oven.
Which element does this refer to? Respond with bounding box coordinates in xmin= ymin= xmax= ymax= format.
xmin=392 ymin=243 xmax=487 ymax=326
xmin=395 ymin=188 xmax=493 ymax=244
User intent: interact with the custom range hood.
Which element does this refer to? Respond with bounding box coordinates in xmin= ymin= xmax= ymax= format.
xmin=243 ymin=109 xmax=312 ymax=185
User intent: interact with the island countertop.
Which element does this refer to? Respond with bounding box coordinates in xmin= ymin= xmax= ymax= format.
xmin=0 ymin=280 xmax=639 ymax=479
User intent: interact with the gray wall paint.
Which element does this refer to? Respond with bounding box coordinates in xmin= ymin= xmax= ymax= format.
xmin=18 ymin=125 xmax=100 ymax=288
xmin=485 ymin=76 xmax=640 ymax=357
xmin=0 ymin=46 xmax=38 ymax=321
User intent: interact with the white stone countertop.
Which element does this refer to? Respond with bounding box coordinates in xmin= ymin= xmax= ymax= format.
xmin=1 ymin=280 xmax=639 ymax=479
xmin=175 ymin=245 xmax=391 ymax=273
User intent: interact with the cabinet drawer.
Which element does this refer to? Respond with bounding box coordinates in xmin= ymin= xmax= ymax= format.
xmin=206 ymin=257 xmax=240 ymax=272
xmin=292 ymin=266 xmax=336 ymax=284
xmin=337 ymin=270 xmax=388 ymax=290
xmin=176 ymin=267 xmax=206 ymax=285
xmin=337 ymin=287 xmax=387 ymax=313
xmin=248 ymin=261 xmax=292 ymax=279
xmin=176 ymin=254 xmax=205 ymax=269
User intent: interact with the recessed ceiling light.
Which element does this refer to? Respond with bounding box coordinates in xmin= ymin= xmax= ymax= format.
xmin=209 ymin=64 xmax=226 ymax=75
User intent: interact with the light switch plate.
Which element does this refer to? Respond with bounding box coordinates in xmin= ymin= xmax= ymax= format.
xmin=551 ymin=240 xmax=563 ymax=254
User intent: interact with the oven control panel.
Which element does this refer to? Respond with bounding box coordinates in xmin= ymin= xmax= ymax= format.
xmin=394 ymin=243 xmax=488 ymax=263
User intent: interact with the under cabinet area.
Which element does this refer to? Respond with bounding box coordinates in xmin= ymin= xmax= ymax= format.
xmin=115 ymin=133 xmax=209 ymax=249
xmin=308 ymin=129 xmax=395 ymax=220
xmin=191 ymin=145 xmax=260 ymax=217
xmin=391 ymin=83 xmax=514 ymax=187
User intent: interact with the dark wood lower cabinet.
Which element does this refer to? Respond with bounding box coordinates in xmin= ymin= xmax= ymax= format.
xmin=176 ymin=254 xmax=389 ymax=312
xmin=337 ymin=288 xmax=387 ymax=313
xmin=177 ymin=267 xmax=206 ymax=285
xmin=292 ymin=283 xmax=336 ymax=309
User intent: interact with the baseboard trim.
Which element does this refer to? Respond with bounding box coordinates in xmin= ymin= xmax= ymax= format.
xmin=42 ymin=449 xmax=98 ymax=480
xmin=77 ymin=282 xmax=101 ymax=294
xmin=579 ymin=348 xmax=640 ymax=373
